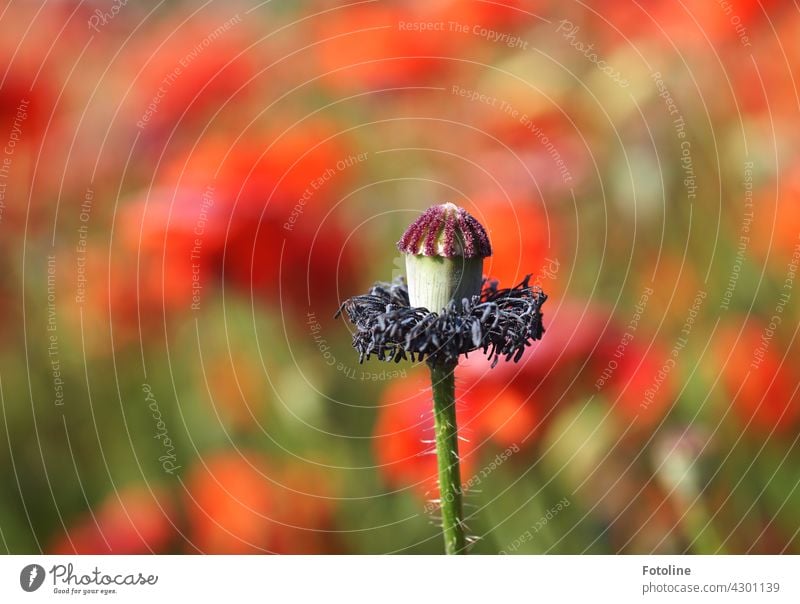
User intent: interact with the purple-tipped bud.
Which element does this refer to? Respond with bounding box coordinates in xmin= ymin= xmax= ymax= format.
xmin=397 ymin=203 xmax=491 ymax=312
xmin=397 ymin=203 xmax=492 ymax=259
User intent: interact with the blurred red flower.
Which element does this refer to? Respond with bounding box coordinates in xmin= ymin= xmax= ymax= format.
xmin=459 ymin=302 xmax=612 ymax=447
xmin=184 ymin=451 xmax=339 ymax=554
xmin=479 ymin=198 xmax=558 ymax=295
xmin=598 ymin=338 xmax=677 ymax=430
xmin=119 ymin=188 xmax=224 ymax=316
xmin=461 ymin=303 xmax=676 ymax=441
xmin=266 ymin=464 xmax=341 ymax=554
xmin=597 ymin=0 xmax=785 ymax=50
xmin=312 ymin=0 xmax=541 ymax=94
xmin=175 ymin=127 xmax=359 ymax=303
xmin=473 ymin=112 xmax=587 ymax=200
xmin=751 ymin=167 xmax=800 ymax=264
xmin=121 ymin=123 xmax=362 ymax=321
xmin=60 ymin=191 xmax=216 ymax=352
xmin=122 ymin=13 xmax=259 ymax=144
xmin=0 ymin=4 xmax=72 ymax=141
xmin=50 ymin=486 xmax=177 ymax=554
xmin=0 ymin=5 xmax=81 ymax=230
xmin=435 ymin=0 xmax=539 ymax=31
xmin=374 ymin=373 xmax=477 ymax=498
xmin=312 ymin=4 xmax=458 ymax=93
xmin=184 ymin=452 xmax=274 ymax=553
xmin=719 ymin=322 xmax=800 ymax=435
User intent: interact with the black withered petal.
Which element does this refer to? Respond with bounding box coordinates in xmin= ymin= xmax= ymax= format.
xmin=335 ymin=276 xmax=547 ymax=366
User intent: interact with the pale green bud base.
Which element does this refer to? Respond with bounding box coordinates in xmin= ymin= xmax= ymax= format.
xmin=405 ymin=255 xmax=483 ymax=313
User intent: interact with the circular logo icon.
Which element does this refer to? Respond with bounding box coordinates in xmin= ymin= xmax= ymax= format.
xmin=20 ymin=564 xmax=45 ymax=592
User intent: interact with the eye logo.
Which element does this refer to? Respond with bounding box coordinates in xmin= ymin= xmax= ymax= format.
xmin=20 ymin=564 xmax=45 ymax=592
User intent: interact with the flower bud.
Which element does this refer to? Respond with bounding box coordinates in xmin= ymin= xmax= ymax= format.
xmin=397 ymin=203 xmax=492 ymax=312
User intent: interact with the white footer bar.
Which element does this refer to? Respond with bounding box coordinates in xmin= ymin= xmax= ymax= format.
xmin=1 ymin=555 xmax=797 ymax=603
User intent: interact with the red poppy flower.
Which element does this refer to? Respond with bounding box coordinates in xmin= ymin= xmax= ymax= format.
xmin=478 ymin=198 xmax=558 ymax=295
xmin=719 ymin=322 xmax=800 ymax=435
xmin=118 ymin=187 xmax=226 ymax=315
xmin=184 ymin=451 xmax=339 ymax=554
xmin=471 ymin=113 xmax=587 ymax=200
xmin=595 ymin=0 xmax=783 ymax=50
xmin=598 ymin=338 xmax=677 ymax=430
xmin=50 ymin=486 xmax=177 ymax=554
xmin=435 ymin=0 xmax=540 ymax=32
xmin=751 ymin=167 xmax=800 ymax=264
xmin=266 ymin=465 xmax=340 ymax=554
xmin=184 ymin=452 xmax=274 ymax=553
xmin=459 ymin=302 xmax=612 ymax=446
xmin=0 ymin=4 xmax=69 ymax=141
xmin=0 ymin=4 xmax=81 ymax=229
xmin=312 ymin=0 xmax=544 ymax=94
xmin=124 ymin=124 xmax=363 ymax=321
xmin=122 ymin=13 xmax=259 ymax=143
xmin=463 ymin=376 xmax=539 ymax=447
xmin=312 ymin=4 xmax=464 ymax=93
xmin=161 ymin=128 xmax=362 ymax=314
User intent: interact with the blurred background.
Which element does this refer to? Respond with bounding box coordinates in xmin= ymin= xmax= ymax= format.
xmin=0 ymin=0 xmax=799 ymax=554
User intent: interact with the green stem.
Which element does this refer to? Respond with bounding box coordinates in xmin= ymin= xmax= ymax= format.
xmin=429 ymin=360 xmax=467 ymax=554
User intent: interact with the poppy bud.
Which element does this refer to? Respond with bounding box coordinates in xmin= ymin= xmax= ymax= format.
xmin=397 ymin=203 xmax=492 ymax=312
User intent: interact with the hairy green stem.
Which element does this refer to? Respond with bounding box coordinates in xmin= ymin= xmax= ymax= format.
xmin=429 ymin=360 xmax=467 ymax=554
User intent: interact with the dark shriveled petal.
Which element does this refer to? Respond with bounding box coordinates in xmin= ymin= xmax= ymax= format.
xmin=335 ymin=276 xmax=547 ymax=366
